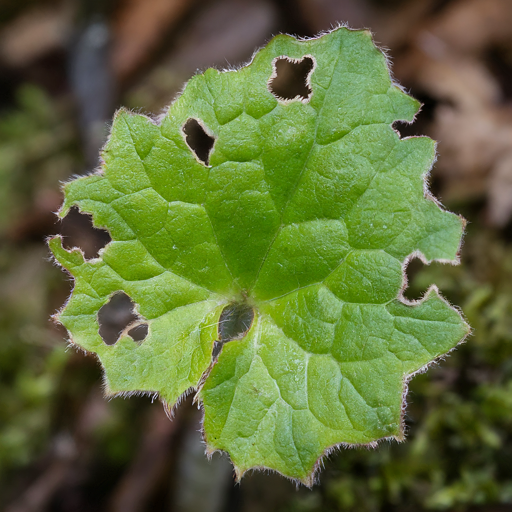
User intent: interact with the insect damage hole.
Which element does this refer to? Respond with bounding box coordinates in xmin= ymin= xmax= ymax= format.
xmin=61 ymin=206 xmax=111 ymax=259
xmin=269 ymin=55 xmax=315 ymax=102
xmin=182 ymin=118 xmax=215 ymax=166
xmin=98 ymin=291 xmax=148 ymax=345
xmin=212 ymin=303 xmax=254 ymax=361
xmin=218 ymin=303 xmax=254 ymax=342
xmin=403 ymin=257 xmax=431 ymax=302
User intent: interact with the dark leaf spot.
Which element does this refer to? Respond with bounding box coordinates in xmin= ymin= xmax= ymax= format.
xmin=183 ymin=118 xmax=215 ymax=165
xmin=98 ymin=291 xmax=148 ymax=345
xmin=269 ymin=56 xmax=314 ymax=102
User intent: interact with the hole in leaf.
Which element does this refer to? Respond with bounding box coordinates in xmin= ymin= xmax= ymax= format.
xmin=269 ymin=56 xmax=314 ymax=102
xmin=127 ymin=323 xmax=149 ymax=342
xmin=182 ymin=118 xmax=215 ymax=165
xmin=61 ymin=206 xmax=111 ymax=259
xmin=98 ymin=292 xmax=148 ymax=345
xmin=218 ymin=303 xmax=254 ymax=342
xmin=403 ymin=257 xmax=427 ymax=301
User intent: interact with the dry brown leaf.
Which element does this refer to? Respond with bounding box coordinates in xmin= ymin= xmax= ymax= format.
xmin=434 ymin=105 xmax=512 ymax=226
xmin=0 ymin=2 xmax=74 ymax=67
xmin=111 ymin=0 xmax=193 ymax=80
xmin=429 ymin=0 xmax=512 ymax=54
xmin=399 ymin=46 xmax=501 ymax=108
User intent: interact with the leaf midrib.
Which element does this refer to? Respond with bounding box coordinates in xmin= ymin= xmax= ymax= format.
xmin=247 ymin=36 xmax=345 ymax=294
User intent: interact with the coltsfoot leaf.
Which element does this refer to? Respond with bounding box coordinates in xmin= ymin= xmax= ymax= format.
xmin=50 ymin=26 xmax=469 ymax=485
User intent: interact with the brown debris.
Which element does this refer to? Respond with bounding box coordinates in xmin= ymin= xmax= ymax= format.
xmin=111 ymin=0 xmax=194 ymax=81
xmin=0 ymin=2 xmax=74 ymax=67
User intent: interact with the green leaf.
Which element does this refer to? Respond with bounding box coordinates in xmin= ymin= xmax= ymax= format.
xmin=50 ymin=26 xmax=469 ymax=485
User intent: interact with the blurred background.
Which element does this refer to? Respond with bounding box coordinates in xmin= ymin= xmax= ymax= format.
xmin=1 ymin=0 xmax=512 ymax=510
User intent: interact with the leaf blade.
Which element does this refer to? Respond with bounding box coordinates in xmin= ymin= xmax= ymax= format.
xmin=51 ymin=26 xmax=470 ymax=485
